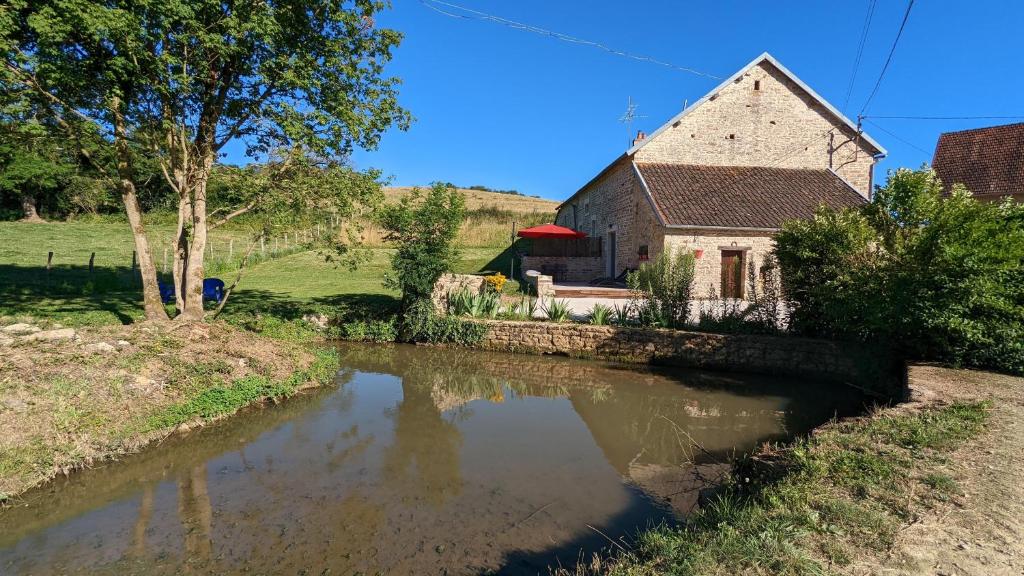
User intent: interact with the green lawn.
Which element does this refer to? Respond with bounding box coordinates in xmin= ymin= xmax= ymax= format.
xmin=0 ymin=230 xmax=515 ymax=325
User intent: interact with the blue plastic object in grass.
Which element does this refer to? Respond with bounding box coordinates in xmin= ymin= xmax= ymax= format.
xmin=157 ymin=278 xmax=225 ymax=304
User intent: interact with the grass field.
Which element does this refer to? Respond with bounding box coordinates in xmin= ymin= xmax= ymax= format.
xmin=0 ymin=186 xmax=541 ymax=325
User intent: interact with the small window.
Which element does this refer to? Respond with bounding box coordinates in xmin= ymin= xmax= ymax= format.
xmin=728 ymin=134 xmax=736 ymax=140
xmin=754 ymin=80 xmax=761 ymax=91
xmin=638 ymin=245 xmax=649 ymax=261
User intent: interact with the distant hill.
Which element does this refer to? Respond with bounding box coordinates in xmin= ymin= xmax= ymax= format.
xmin=383 ymin=186 xmax=559 ymax=214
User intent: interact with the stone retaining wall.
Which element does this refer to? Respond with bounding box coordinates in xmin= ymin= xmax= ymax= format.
xmin=474 ymin=320 xmax=898 ymax=393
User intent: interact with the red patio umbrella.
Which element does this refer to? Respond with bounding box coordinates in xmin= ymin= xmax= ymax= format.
xmin=516 ymin=224 xmax=587 ymax=239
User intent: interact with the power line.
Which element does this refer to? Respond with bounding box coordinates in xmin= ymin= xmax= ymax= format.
xmin=863 ymin=119 xmax=932 ymax=155
xmin=418 ymin=0 xmax=723 ymax=80
xmin=859 ymin=0 xmax=915 ymax=115
xmin=863 ymin=115 xmax=1024 ymax=121
xmin=843 ymin=0 xmax=878 ymax=111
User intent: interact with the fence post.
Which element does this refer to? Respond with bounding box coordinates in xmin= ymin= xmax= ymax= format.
xmin=131 ymin=250 xmax=136 ymax=272
xmin=162 ymin=248 xmax=168 ymax=274
xmin=229 ymin=238 xmax=234 ymax=260
xmin=89 ymin=252 xmax=95 ymax=274
xmin=47 ymin=251 xmax=53 ymax=271
xmin=260 ymin=236 xmax=265 ymax=256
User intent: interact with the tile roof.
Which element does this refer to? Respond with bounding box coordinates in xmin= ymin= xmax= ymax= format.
xmin=932 ymin=122 xmax=1024 ymax=198
xmin=636 ymin=163 xmax=867 ymax=229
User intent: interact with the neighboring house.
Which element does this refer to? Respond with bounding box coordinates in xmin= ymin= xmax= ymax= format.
xmin=932 ymin=122 xmax=1024 ymax=203
xmin=551 ymin=52 xmax=886 ymax=299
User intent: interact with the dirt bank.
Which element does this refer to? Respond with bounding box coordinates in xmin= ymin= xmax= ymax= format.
xmin=0 ymin=318 xmax=335 ymax=500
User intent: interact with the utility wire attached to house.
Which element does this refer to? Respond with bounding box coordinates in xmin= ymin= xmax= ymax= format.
xmin=843 ymin=0 xmax=878 ymax=112
xmin=858 ymin=0 xmax=915 ymax=116
xmin=863 ymin=119 xmax=933 ymax=155
xmin=418 ymin=0 xmax=723 ymax=80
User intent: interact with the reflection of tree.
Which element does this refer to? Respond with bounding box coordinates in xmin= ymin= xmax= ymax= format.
xmin=131 ymin=485 xmax=154 ymax=558
xmin=381 ymin=378 xmax=463 ymax=506
xmin=177 ymin=464 xmax=213 ymax=565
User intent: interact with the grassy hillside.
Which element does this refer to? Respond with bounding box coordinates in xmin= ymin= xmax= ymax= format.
xmin=383 ymin=186 xmax=558 ymax=213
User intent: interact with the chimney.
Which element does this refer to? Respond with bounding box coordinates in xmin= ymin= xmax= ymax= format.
xmin=631 ymin=130 xmax=646 ymax=147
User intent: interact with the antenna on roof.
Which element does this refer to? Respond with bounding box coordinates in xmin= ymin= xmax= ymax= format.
xmin=618 ymin=96 xmax=647 ymax=149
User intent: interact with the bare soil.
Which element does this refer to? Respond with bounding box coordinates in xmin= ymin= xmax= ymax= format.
xmin=869 ymin=365 xmax=1024 ymax=575
xmin=0 ymin=318 xmax=316 ymax=499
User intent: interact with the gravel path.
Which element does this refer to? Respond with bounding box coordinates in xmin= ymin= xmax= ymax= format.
xmin=881 ymin=366 xmax=1024 ymax=576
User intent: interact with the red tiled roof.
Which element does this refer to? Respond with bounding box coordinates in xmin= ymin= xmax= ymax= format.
xmin=636 ymin=163 xmax=867 ymax=229
xmin=932 ymin=122 xmax=1024 ymax=198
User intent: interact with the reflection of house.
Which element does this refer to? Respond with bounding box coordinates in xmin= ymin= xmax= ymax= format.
xmin=932 ymin=122 xmax=1024 ymax=203
xmin=552 ymin=53 xmax=886 ymax=297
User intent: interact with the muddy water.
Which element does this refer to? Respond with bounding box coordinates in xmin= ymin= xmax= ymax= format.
xmin=0 ymin=343 xmax=866 ymax=575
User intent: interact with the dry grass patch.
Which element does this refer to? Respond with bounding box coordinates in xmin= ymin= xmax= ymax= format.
xmin=0 ymin=318 xmax=336 ymax=500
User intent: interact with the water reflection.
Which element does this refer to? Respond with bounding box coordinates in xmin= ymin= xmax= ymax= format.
xmin=0 ymin=343 xmax=865 ymax=575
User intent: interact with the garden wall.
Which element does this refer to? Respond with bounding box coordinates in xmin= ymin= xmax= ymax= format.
xmin=474 ymin=320 xmax=899 ymax=394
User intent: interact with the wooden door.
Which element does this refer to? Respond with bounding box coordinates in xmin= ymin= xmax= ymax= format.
xmin=720 ymin=250 xmax=744 ymax=299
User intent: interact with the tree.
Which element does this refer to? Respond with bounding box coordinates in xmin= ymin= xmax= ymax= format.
xmin=774 ymin=168 xmax=1024 ymax=374
xmin=380 ymin=183 xmax=465 ymax=312
xmin=1 ymin=0 xmax=410 ymax=321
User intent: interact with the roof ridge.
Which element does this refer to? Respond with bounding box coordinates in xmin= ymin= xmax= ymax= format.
xmin=939 ymin=121 xmax=1024 ymax=136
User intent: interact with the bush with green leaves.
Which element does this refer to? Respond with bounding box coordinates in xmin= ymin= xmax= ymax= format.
xmin=775 ymin=168 xmax=1024 ymax=374
xmin=339 ymin=318 xmax=398 ymax=343
xmin=543 ymin=298 xmax=572 ymax=322
xmin=627 ymin=249 xmax=696 ymax=328
xmin=502 ymin=296 xmax=538 ymax=321
xmin=399 ymin=300 xmax=488 ymax=345
xmin=588 ymin=303 xmax=613 ymax=325
xmin=380 ymin=183 xmax=466 ymax=331
xmin=446 ymin=288 xmax=500 ymax=319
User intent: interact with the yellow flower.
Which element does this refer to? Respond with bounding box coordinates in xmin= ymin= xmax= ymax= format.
xmin=484 ymin=272 xmax=507 ymax=293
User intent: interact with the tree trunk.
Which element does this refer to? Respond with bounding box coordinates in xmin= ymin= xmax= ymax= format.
xmin=20 ymin=195 xmax=43 ymax=222
xmin=179 ymin=155 xmax=214 ymax=321
xmin=173 ymin=195 xmax=191 ymax=315
xmin=112 ymin=98 xmax=168 ymax=322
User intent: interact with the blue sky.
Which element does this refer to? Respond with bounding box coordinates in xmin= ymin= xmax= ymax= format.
xmin=274 ymin=1 xmax=1024 ymax=201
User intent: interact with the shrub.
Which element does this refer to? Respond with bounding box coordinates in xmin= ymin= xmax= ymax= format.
xmin=612 ymin=303 xmax=632 ymax=326
xmin=775 ymin=168 xmax=1024 ymax=374
xmin=543 ymin=298 xmax=572 ymax=322
xmin=627 ymin=249 xmax=696 ymax=328
xmin=380 ymin=183 xmax=466 ymax=311
xmin=503 ymin=296 xmax=538 ymax=321
xmin=447 ymin=288 xmax=501 ymax=318
xmin=588 ymin=303 xmax=612 ymax=325
xmin=400 ymin=300 xmax=488 ymax=345
xmin=339 ymin=318 xmax=398 ymax=342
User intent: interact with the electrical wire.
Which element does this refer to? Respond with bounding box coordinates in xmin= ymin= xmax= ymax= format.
xmin=863 ymin=119 xmax=932 ymax=155
xmin=843 ymin=0 xmax=877 ymax=111
xmin=859 ymin=0 xmax=915 ymax=115
xmin=862 ymin=115 xmax=1024 ymax=121
xmin=418 ymin=0 xmax=723 ymax=80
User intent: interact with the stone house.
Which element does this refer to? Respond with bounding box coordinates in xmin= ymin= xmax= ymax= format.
xmin=932 ymin=122 xmax=1024 ymax=203
xmin=550 ymin=52 xmax=886 ymax=299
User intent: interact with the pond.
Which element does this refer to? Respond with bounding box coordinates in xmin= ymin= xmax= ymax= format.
xmin=0 ymin=343 xmax=867 ymax=575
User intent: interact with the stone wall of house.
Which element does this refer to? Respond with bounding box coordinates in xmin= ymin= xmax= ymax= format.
xmin=475 ymin=320 xmax=898 ymax=392
xmin=662 ymin=230 xmax=777 ymax=298
xmin=634 ymin=61 xmax=878 ymax=195
xmin=520 ymin=256 xmax=605 ymax=282
xmin=555 ymin=160 xmax=659 ymax=278
xmin=431 ymin=273 xmax=485 ymax=312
